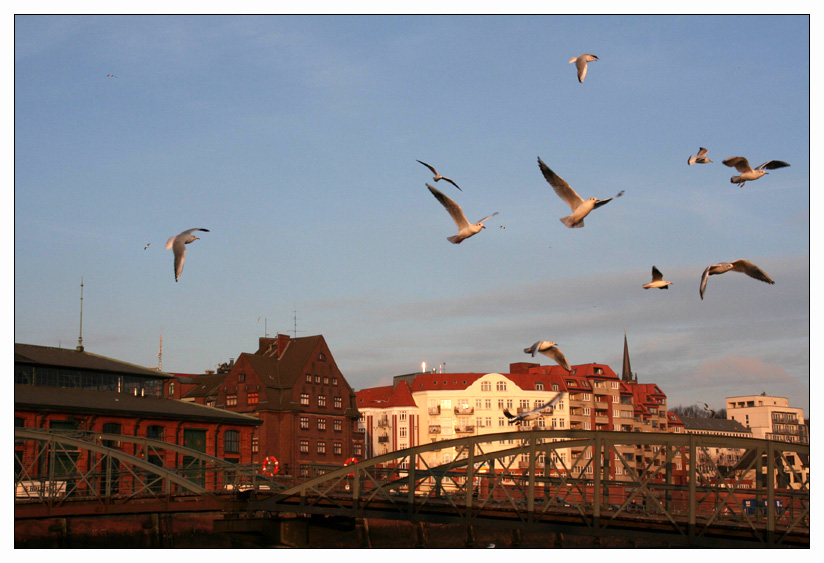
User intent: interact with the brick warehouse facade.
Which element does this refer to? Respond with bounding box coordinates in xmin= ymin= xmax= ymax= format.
xmin=14 ymin=343 xmax=262 ymax=480
xmin=167 ymin=334 xmax=364 ymax=477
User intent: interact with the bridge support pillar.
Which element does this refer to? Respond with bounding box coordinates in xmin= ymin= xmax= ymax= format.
xmin=415 ymin=521 xmax=428 ymax=548
xmin=466 ymin=525 xmax=475 ymax=548
xmin=356 ymin=518 xmax=372 ymax=548
xmin=511 ymin=528 xmax=521 ymax=547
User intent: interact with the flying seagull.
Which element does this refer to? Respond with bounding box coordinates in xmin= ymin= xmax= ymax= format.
xmin=722 ymin=157 xmax=790 ymax=188
xmin=702 ymin=403 xmax=717 ymax=418
xmin=106 ymin=74 xmax=117 ymax=78
xmin=166 ymin=228 xmax=210 ymax=282
xmin=144 ymin=243 xmax=150 ymax=250
xmin=569 ymin=54 xmax=598 ymax=83
xmin=699 ymin=259 xmax=775 ymax=300
xmin=524 ymin=341 xmax=571 ymax=371
xmin=688 ymin=147 xmax=712 ymax=166
xmin=503 ymin=392 xmax=567 ymax=426
xmin=643 ymin=266 xmax=672 ymax=290
xmin=538 ymin=156 xmax=624 ymax=228
xmin=427 ymin=184 xmax=497 ymax=244
xmin=417 ymin=160 xmax=462 ymax=191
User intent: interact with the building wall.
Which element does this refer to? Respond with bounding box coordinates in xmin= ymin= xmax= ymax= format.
xmin=726 ymin=395 xmax=808 ymax=444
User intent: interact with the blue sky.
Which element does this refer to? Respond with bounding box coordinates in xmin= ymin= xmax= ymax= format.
xmin=13 ymin=15 xmax=810 ymax=415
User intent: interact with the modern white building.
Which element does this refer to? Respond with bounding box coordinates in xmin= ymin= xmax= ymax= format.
xmin=725 ymin=394 xmax=808 ymax=444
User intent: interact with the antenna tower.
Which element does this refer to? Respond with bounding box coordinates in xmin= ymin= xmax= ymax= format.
xmin=76 ymin=278 xmax=85 ymax=352
xmin=291 ymin=309 xmax=305 ymax=338
xmin=157 ymin=334 xmax=163 ymax=371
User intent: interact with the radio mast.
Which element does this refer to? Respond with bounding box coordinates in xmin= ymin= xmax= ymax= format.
xmin=76 ymin=278 xmax=85 ymax=352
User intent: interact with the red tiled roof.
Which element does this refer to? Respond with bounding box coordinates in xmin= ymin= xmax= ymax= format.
xmin=356 ymin=381 xmax=417 ymax=408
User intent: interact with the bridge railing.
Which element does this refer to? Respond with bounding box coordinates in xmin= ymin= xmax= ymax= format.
xmin=13 ymin=428 xmax=287 ymax=510
xmin=244 ymin=430 xmax=809 ymax=547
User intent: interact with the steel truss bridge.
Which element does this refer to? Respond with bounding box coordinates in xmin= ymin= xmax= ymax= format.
xmin=15 ymin=428 xmax=809 ymax=548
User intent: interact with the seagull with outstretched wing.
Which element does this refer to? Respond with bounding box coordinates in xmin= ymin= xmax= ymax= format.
xmin=427 ymin=184 xmax=497 ymax=244
xmin=166 ymin=228 xmax=210 ymax=282
xmin=417 ymin=160 xmax=462 ymax=191
xmin=538 ymin=157 xmax=624 ymax=228
xmin=699 ymin=259 xmax=775 ymax=300
xmin=569 ymin=54 xmax=598 ymax=83
xmin=524 ymin=341 xmax=571 ymax=371
xmin=722 ymin=156 xmax=790 ymax=187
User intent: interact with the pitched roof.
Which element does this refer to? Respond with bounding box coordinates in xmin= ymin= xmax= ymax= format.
xmin=181 ymin=373 xmax=227 ymax=399
xmin=357 ymin=380 xmax=417 ymax=408
xmin=14 ymin=384 xmax=261 ymax=425
xmin=15 ymin=343 xmax=171 ymax=379
xmin=680 ymin=416 xmax=752 ymax=434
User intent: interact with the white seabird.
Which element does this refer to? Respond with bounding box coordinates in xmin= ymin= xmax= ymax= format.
xmin=524 ymin=341 xmax=571 ymax=372
xmin=427 ymin=184 xmax=497 ymax=244
xmin=166 ymin=228 xmax=210 ymax=282
xmin=538 ymin=156 xmax=624 ymax=228
xmin=503 ymin=392 xmax=567 ymax=425
xmin=688 ymin=147 xmax=712 ymax=166
xmin=569 ymin=54 xmax=598 ymax=83
xmin=417 ymin=160 xmax=462 ymax=191
xmin=722 ymin=157 xmax=790 ymax=187
xmin=699 ymin=259 xmax=775 ymax=300
xmin=702 ymin=403 xmax=717 ymax=418
xmin=643 ymin=266 xmax=672 ymax=290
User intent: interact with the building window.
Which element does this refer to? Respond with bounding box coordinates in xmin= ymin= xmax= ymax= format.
xmin=314 ymin=375 xmax=321 ymax=384
xmin=496 ymin=381 xmax=507 ymax=391
xmin=323 ymin=376 xmax=329 ymax=385
xmin=306 ymin=374 xmax=312 ymax=383
xmin=354 ymin=443 xmax=363 ymax=456
xmin=147 ymin=425 xmax=164 ymax=440
xmin=318 ymin=395 xmax=327 ymax=407
xmin=334 ymin=419 xmax=342 ymax=432
xmin=300 ymin=393 xmax=310 ymax=405
xmin=248 ymin=392 xmax=259 ymax=405
xmin=225 ymin=430 xmax=239 ymax=453
xmin=481 ymin=381 xmax=492 ymax=391
xmin=299 ymin=440 xmax=309 ymax=454
xmin=238 ymin=373 xmax=246 ymax=382
xmin=399 ymin=427 xmax=408 ymax=438
xmin=226 ymin=394 xmax=237 ymax=407
xmin=318 ymin=418 xmax=327 ymax=431
xmin=318 ymin=353 xmax=326 ymax=361
xmin=332 ymin=378 xmax=338 ymax=386
xmin=520 ymin=399 xmax=530 ymax=409
xmin=400 ymin=411 xmax=407 ymax=421
xmin=251 ymin=436 xmax=259 ymax=454
xmin=334 ymin=396 xmax=342 ymax=409
xmin=333 ymin=442 xmax=342 ymax=456
xmin=552 ymin=383 xmax=559 ymax=391
xmin=300 ymin=416 xmax=310 ymax=430
xmin=317 ymin=441 xmax=326 ymax=454
xmin=168 ymin=382 xmax=175 ymax=396
xmin=536 ymin=382 xmax=544 ymax=391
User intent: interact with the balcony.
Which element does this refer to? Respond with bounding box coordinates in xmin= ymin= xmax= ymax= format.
xmin=429 ymin=425 xmax=441 ymax=434
xmin=428 ymin=406 xmax=441 ymax=415
xmin=376 ymin=417 xmax=390 ymax=427
xmin=454 ymin=405 xmax=474 ymax=415
xmin=455 ymin=426 xmax=475 ymax=434
xmin=377 ymin=436 xmax=389 ymax=444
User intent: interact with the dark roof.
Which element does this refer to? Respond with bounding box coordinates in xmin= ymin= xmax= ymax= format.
xmin=681 ymin=416 xmax=752 ymax=434
xmin=14 ymin=384 xmax=261 ymax=425
xmin=181 ymin=373 xmax=227 ymax=399
xmin=15 ymin=343 xmax=172 ymax=380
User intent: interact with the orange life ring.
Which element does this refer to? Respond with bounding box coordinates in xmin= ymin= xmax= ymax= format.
xmin=344 ymin=457 xmax=358 ymax=477
xmin=261 ymin=456 xmax=279 ymax=476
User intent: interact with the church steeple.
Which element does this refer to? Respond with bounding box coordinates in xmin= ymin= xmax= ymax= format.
xmin=622 ymin=331 xmax=635 ymax=383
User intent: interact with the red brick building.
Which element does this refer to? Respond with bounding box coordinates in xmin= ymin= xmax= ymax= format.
xmin=14 ymin=343 xmax=262 ymax=481
xmin=166 ymin=334 xmax=364 ymax=477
